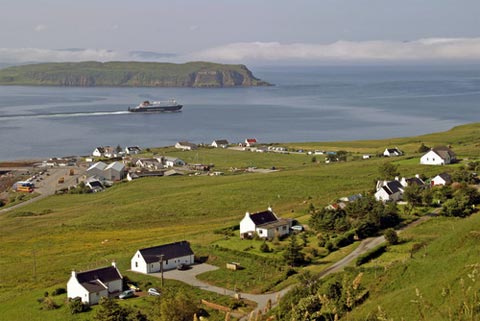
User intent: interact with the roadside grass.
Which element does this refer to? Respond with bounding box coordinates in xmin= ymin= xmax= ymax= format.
xmin=0 ymin=123 xmax=479 ymax=320
xmin=347 ymin=214 xmax=480 ymax=320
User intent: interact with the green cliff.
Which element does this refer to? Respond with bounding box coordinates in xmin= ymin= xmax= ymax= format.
xmin=0 ymin=61 xmax=271 ymax=87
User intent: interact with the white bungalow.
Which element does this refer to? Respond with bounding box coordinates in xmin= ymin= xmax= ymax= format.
xmin=431 ymin=173 xmax=452 ymax=186
xmin=136 ymin=158 xmax=163 ymax=170
xmin=383 ymin=148 xmax=403 ymax=157
xmin=163 ymin=156 xmax=185 ymax=168
xmin=420 ymin=146 xmax=456 ymax=165
xmin=131 ymin=241 xmax=195 ymax=274
xmin=125 ymin=146 xmax=142 ymax=155
xmin=67 ymin=262 xmax=122 ymax=305
xmin=175 ymin=141 xmax=198 ymax=151
xmin=375 ymin=180 xmax=404 ymax=202
xmin=239 ymin=207 xmax=292 ymax=239
xmin=211 ymin=139 xmax=229 ymax=148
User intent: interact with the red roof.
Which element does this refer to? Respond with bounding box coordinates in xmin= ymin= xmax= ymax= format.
xmin=246 ymin=139 xmax=257 ymax=143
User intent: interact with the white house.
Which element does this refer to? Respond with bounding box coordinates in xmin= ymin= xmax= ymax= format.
xmin=383 ymin=148 xmax=403 ymax=157
xmin=375 ymin=180 xmax=404 ymax=202
xmin=125 ymin=146 xmax=142 ymax=155
xmin=136 ymin=158 xmax=163 ymax=170
xmin=431 ymin=173 xmax=452 ymax=186
xmin=92 ymin=147 xmax=107 ymax=157
xmin=400 ymin=175 xmax=425 ymax=188
xmin=131 ymin=241 xmax=195 ymax=274
xmin=211 ymin=139 xmax=229 ymax=148
xmin=239 ymin=207 xmax=292 ymax=239
xmin=163 ymin=156 xmax=185 ymax=168
xmin=420 ymin=146 xmax=456 ymax=165
xmin=245 ymin=138 xmax=257 ymax=147
xmin=175 ymin=141 xmax=198 ymax=151
xmin=67 ymin=262 xmax=122 ymax=305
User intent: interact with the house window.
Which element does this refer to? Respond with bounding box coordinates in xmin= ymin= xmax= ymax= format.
xmin=283 ymin=226 xmax=287 ymax=230
xmin=259 ymin=230 xmax=263 ymax=234
xmin=137 ymin=254 xmax=140 ymax=258
xmin=135 ymin=262 xmax=138 ymax=268
xmin=166 ymin=260 xmax=169 ymax=265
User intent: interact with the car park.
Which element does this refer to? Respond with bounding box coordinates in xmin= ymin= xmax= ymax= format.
xmin=119 ymin=289 xmax=135 ymax=299
xmin=148 ymin=288 xmax=161 ymax=296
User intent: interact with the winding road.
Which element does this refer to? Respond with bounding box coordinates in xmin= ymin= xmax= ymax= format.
xmin=153 ymin=214 xmax=435 ymax=318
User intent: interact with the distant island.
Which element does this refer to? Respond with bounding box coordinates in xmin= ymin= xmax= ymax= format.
xmin=0 ymin=61 xmax=271 ymax=88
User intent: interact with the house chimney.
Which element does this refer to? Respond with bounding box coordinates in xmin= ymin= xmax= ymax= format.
xmin=245 ymin=211 xmax=250 ymax=217
xmin=267 ymin=206 xmax=273 ymax=212
xmin=394 ymin=176 xmax=399 ymax=181
xmin=71 ymin=270 xmax=77 ymax=278
xmin=415 ymin=174 xmax=420 ymax=178
xmin=111 ymin=261 xmax=116 ymax=268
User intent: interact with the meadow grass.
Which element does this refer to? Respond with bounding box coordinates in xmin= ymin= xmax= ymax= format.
xmin=0 ymin=123 xmax=479 ymax=320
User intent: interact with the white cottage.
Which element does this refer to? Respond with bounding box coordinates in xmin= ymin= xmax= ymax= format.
xmin=239 ymin=207 xmax=292 ymax=239
xmin=375 ymin=180 xmax=404 ymax=202
xmin=163 ymin=156 xmax=185 ymax=168
xmin=383 ymin=148 xmax=403 ymax=157
xmin=431 ymin=173 xmax=452 ymax=186
xmin=420 ymin=146 xmax=456 ymax=165
xmin=175 ymin=141 xmax=198 ymax=151
xmin=211 ymin=139 xmax=229 ymax=148
xmin=125 ymin=146 xmax=142 ymax=155
xmin=131 ymin=241 xmax=195 ymax=274
xmin=67 ymin=262 xmax=123 ymax=305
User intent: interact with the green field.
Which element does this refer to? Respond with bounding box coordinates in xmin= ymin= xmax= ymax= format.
xmin=1 ymin=123 xmax=480 ymax=320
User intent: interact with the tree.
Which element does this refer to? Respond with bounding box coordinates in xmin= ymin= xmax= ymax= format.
xmin=260 ymin=242 xmax=270 ymax=253
xmin=93 ymin=297 xmax=146 ymax=321
xmin=384 ymin=228 xmax=399 ymax=245
xmin=158 ymin=292 xmax=198 ymax=321
xmin=403 ymin=185 xmax=423 ymax=213
xmin=115 ymin=144 xmax=123 ymax=154
xmin=283 ymin=234 xmax=305 ymax=266
xmin=421 ymin=188 xmax=434 ymax=207
xmin=378 ymin=162 xmax=400 ymax=180
xmin=417 ymin=143 xmax=430 ymax=153
xmin=69 ymin=297 xmax=89 ymax=314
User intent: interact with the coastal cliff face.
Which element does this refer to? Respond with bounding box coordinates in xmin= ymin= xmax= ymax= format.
xmin=0 ymin=61 xmax=270 ymax=87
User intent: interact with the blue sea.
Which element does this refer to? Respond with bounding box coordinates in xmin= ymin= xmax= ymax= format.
xmin=1 ymin=64 xmax=479 ymax=161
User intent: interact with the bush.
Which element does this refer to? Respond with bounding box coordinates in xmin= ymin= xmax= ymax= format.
xmin=383 ymin=228 xmax=399 ymax=245
xmin=52 ymin=287 xmax=66 ymax=296
xmin=69 ymin=297 xmax=89 ymax=314
xmin=356 ymin=244 xmax=387 ymax=266
xmin=260 ymin=242 xmax=271 ymax=253
xmin=332 ymin=231 xmax=356 ymax=248
xmin=41 ymin=296 xmax=59 ymax=310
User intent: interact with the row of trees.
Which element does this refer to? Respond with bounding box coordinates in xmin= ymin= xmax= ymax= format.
xmin=309 ymin=195 xmax=401 ymax=239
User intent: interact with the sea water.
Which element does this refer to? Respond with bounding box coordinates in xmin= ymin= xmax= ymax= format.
xmin=0 ymin=64 xmax=479 ymax=160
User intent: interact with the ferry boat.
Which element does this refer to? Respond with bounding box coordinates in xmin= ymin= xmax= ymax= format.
xmin=128 ymin=99 xmax=183 ymax=113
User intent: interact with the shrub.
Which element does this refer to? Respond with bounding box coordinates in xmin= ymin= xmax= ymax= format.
xmin=41 ymin=296 xmax=58 ymax=310
xmin=332 ymin=230 xmax=356 ymax=248
xmin=384 ymin=228 xmax=399 ymax=245
xmin=69 ymin=297 xmax=89 ymax=314
xmin=52 ymin=287 xmax=66 ymax=296
xmin=260 ymin=242 xmax=271 ymax=253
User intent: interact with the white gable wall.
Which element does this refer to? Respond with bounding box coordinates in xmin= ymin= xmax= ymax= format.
xmin=131 ymin=250 xmax=148 ymax=273
xmin=131 ymin=251 xmax=194 ymax=274
xmin=240 ymin=213 xmax=256 ymax=237
xmin=420 ymin=150 xmax=446 ymax=165
xmin=67 ymin=274 xmax=90 ymax=304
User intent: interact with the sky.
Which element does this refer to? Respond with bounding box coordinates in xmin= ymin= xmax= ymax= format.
xmin=1 ymin=0 xmax=480 ymax=64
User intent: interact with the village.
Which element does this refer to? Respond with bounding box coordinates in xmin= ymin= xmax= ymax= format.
xmin=2 ymin=135 xmax=476 ymax=320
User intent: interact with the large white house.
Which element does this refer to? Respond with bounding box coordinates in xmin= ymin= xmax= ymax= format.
xmin=239 ymin=207 xmax=292 ymax=239
xmin=67 ymin=262 xmax=123 ymax=305
xmin=175 ymin=141 xmax=198 ymax=151
xmin=420 ymin=146 xmax=456 ymax=165
xmin=131 ymin=241 xmax=195 ymax=274
xmin=125 ymin=146 xmax=142 ymax=155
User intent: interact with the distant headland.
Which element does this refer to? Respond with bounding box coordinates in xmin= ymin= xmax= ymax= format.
xmin=0 ymin=61 xmax=271 ymax=88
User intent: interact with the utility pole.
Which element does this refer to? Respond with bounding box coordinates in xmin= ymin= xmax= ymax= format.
xmin=32 ymin=249 xmax=37 ymax=282
xmin=159 ymin=254 xmax=164 ymax=287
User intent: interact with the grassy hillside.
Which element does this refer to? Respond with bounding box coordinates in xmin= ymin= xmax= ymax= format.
xmin=0 ymin=123 xmax=479 ymax=320
xmin=0 ymin=61 xmax=270 ymax=87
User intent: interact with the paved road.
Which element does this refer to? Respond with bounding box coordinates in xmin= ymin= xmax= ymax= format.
xmin=150 ymin=214 xmax=436 ymax=319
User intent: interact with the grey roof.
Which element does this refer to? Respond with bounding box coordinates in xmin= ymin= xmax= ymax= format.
xmin=213 ymin=139 xmax=229 ymax=145
xmin=105 ymin=161 xmax=125 ymax=172
xmin=431 ymin=146 xmax=456 ymax=160
xmin=436 ymin=172 xmax=452 ymax=183
xmin=249 ymin=210 xmax=278 ymax=226
xmin=76 ymin=266 xmax=122 ymax=293
xmin=177 ymin=141 xmax=198 ymax=148
xmin=139 ymin=241 xmax=194 ymax=264
xmin=384 ymin=180 xmax=403 ymax=194
xmin=87 ymin=162 xmax=108 ymax=171
xmin=404 ymin=177 xmax=425 ymax=186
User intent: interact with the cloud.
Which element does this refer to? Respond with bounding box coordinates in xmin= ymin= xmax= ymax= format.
xmin=0 ymin=48 xmax=124 ymax=63
xmin=34 ymin=24 xmax=47 ymax=32
xmin=189 ymin=38 xmax=480 ymax=63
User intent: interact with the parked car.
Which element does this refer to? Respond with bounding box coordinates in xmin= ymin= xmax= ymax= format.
xmin=119 ymin=289 xmax=135 ymax=299
xmin=177 ymin=263 xmax=188 ymax=270
xmin=148 ymin=288 xmax=161 ymax=296
xmin=291 ymin=225 xmax=304 ymax=232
